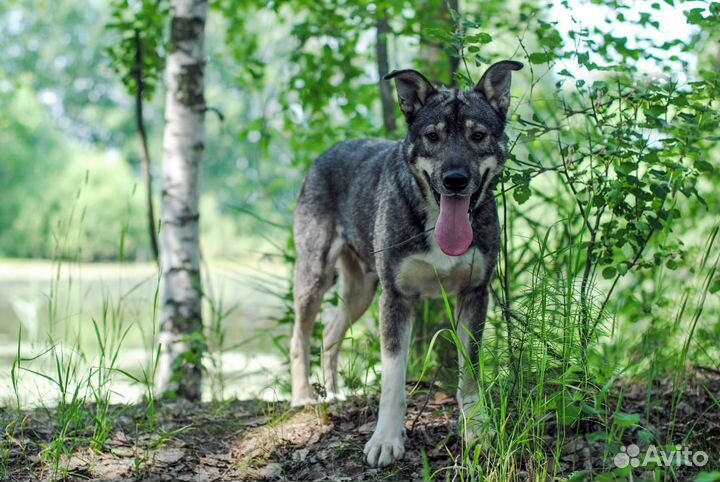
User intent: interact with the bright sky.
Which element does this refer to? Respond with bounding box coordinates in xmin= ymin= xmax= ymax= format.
xmin=549 ymin=0 xmax=706 ymax=83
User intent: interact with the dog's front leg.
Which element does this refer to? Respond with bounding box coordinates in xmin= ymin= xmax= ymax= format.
xmin=456 ymin=286 xmax=489 ymax=440
xmin=364 ymin=289 xmax=413 ymax=467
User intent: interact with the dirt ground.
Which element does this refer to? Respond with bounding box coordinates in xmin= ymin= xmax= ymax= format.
xmin=4 ymin=369 xmax=719 ymax=481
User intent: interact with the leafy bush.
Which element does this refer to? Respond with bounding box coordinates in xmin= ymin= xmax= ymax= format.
xmin=8 ymin=151 xmax=147 ymax=261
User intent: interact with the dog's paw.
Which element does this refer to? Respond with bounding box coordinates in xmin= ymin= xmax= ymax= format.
xmin=364 ymin=431 xmax=405 ymax=467
xmin=290 ymin=396 xmax=317 ymax=408
xmin=459 ymin=414 xmax=485 ymax=445
xmin=324 ymin=391 xmax=346 ymax=403
xmin=458 ymin=398 xmax=493 ymax=446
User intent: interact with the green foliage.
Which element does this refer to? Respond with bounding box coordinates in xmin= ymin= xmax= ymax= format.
xmin=0 ymin=0 xmax=141 ymax=147
xmin=9 ymin=151 xmax=146 ymax=261
xmin=0 ymin=82 xmax=66 ymax=255
xmin=278 ymin=0 xmax=386 ymax=168
xmin=0 ymin=0 xmax=159 ymax=260
xmin=107 ymin=0 xmax=168 ymax=99
xmin=0 ymin=66 xmax=150 ymax=260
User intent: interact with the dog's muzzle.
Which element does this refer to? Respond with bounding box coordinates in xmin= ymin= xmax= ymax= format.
xmin=426 ymin=169 xmax=490 ymax=211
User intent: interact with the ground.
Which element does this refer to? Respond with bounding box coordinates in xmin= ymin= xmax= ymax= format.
xmin=3 ymin=370 xmax=719 ymax=481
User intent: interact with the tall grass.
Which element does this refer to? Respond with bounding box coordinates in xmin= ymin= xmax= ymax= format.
xmin=3 ymin=175 xmax=274 ymax=478
xmin=6 ymin=179 xmax=166 ymax=478
xmin=436 ymin=218 xmax=718 ymax=480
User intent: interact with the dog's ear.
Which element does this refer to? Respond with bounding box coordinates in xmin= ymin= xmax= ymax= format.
xmin=384 ymin=69 xmax=437 ymax=121
xmin=474 ymin=60 xmax=523 ymax=118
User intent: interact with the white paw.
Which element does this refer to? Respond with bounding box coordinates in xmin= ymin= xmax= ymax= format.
xmin=458 ymin=397 xmax=492 ymax=445
xmin=460 ymin=414 xmax=483 ymax=445
xmin=364 ymin=430 xmax=405 ymax=467
xmin=324 ymin=391 xmax=346 ymax=403
xmin=290 ymin=396 xmax=317 ymax=408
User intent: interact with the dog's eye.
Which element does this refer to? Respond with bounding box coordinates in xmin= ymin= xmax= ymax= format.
xmin=471 ymin=131 xmax=487 ymax=142
xmin=425 ymin=132 xmax=440 ymax=143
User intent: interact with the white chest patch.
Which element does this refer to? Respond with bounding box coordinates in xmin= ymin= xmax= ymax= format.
xmin=395 ymin=244 xmax=487 ymax=298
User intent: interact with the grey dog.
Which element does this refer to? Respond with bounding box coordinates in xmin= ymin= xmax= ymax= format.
xmin=290 ymin=60 xmax=523 ymax=468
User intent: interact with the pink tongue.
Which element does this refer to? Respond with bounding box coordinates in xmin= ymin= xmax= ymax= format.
xmin=434 ymin=195 xmax=473 ymax=256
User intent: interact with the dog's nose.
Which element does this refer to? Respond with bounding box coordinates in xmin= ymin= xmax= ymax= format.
xmin=442 ymin=171 xmax=469 ymax=192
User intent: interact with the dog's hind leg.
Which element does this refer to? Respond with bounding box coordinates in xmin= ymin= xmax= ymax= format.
xmin=290 ymin=215 xmax=341 ymax=407
xmin=322 ymin=250 xmax=378 ymax=400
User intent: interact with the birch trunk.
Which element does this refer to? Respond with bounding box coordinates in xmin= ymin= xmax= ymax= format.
xmin=157 ymin=0 xmax=208 ymax=401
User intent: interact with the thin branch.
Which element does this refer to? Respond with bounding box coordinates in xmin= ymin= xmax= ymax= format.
xmin=500 ymin=178 xmax=514 ymax=366
xmin=589 ymin=228 xmax=654 ymax=341
xmin=134 ymin=29 xmax=160 ymax=265
xmin=557 ymin=133 xmax=591 ymax=234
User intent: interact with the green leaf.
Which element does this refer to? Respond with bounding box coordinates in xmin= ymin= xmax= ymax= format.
xmin=695 ymin=160 xmax=714 ymax=173
xmin=513 ymin=184 xmax=531 ymax=204
xmin=557 ymin=400 xmax=581 ymax=425
xmin=709 ymin=276 xmax=720 ymax=294
xmin=695 ymin=472 xmax=720 ymax=482
xmin=602 ymin=266 xmax=617 ymax=279
xmin=580 ymin=403 xmax=599 ymax=416
xmin=466 ymin=32 xmax=492 ymax=44
xmin=585 ymin=431 xmax=608 ymax=443
xmin=568 ymin=470 xmax=592 ymax=482
xmin=613 ymin=412 xmax=640 ymax=428
xmin=637 ymin=430 xmax=655 ymax=443
xmin=650 ymin=183 xmax=669 ymax=198
xmin=528 ymin=52 xmax=551 ymax=64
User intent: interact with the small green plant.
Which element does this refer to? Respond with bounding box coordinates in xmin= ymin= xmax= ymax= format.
xmin=204 ymin=268 xmax=239 ymax=402
xmin=87 ymin=303 xmax=132 ymax=451
xmin=31 ymin=341 xmax=88 ymax=478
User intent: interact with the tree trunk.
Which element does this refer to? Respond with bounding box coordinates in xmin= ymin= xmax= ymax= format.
xmin=418 ymin=0 xmax=459 ymax=86
xmin=376 ymin=16 xmax=396 ymax=135
xmin=447 ymin=0 xmax=459 ymax=85
xmin=157 ymin=0 xmax=208 ymax=401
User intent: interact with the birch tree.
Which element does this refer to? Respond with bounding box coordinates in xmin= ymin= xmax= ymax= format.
xmin=157 ymin=0 xmax=208 ymax=400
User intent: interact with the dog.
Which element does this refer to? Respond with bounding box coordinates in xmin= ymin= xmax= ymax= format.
xmin=290 ymin=60 xmax=523 ymax=467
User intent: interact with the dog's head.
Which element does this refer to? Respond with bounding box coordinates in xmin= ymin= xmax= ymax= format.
xmin=385 ymin=61 xmax=523 ymax=256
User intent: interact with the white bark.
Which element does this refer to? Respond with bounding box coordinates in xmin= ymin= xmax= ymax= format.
xmin=157 ymin=0 xmax=208 ymax=400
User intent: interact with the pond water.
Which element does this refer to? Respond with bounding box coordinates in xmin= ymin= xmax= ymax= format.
xmin=0 ymin=259 xmax=291 ymax=408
